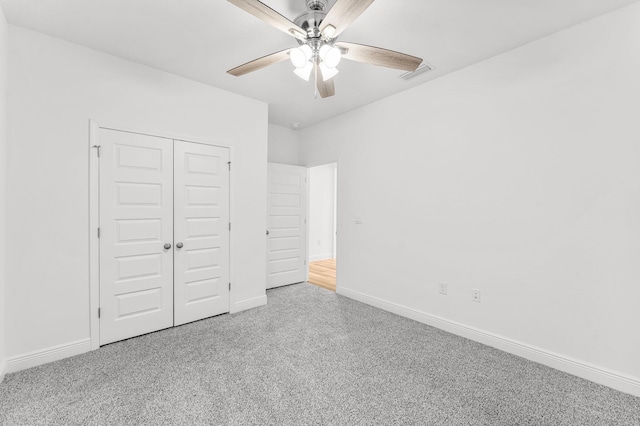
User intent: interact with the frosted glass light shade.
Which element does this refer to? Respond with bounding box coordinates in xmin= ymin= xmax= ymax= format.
xmin=299 ymin=44 xmax=312 ymax=61
xmin=290 ymin=45 xmax=313 ymax=68
xmin=294 ymin=62 xmax=313 ymax=81
xmin=290 ymin=48 xmax=307 ymax=68
xmin=319 ymin=62 xmax=339 ymax=81
xmin=324 ymin=46 xmax=341 ymax=68
xmin=319 ymin=44 xmax=331 ymax=60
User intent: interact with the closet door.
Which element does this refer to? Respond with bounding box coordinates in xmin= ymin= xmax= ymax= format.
xmin=173 ymin=141 xmax=230 ymax=326
xmin=99 ymin=129 xmax=174 ymax=345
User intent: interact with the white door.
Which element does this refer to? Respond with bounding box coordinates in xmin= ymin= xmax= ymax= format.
xmin=99 ymin=129 xmax=174 ymax=345
xmin=267 ymin=163 xmax=307 ymax=289
xmin=174 ymin=141 xmax=230 ymax=326
xmin=99 ymin=129 xmax=231 ymax=344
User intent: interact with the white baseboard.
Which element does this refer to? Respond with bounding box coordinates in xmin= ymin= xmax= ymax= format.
xmin=231 ymin=294 xmax=267 ymax=313
xmin=5 ymin=339 xmax=91 ymax=374
xmin=309 ymin=253 xmax=334 ymax=262
xmin=338 ymin=286 xmax=640 ymax=397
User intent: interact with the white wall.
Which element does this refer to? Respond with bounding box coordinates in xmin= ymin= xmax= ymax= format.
xmin=0 ymin=4 xmax=7 ymax=382
xmin=6 ymin=26 xmax=268 ymax=362
xmin=268 ymin=124 xmax=300 ymax=165
xmin=309 ymin=163 xmax=336 ymax=261
xmin=300 ymin=3 xmax=640 ymax=395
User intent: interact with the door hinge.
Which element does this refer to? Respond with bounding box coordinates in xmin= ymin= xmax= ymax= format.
xmin=227 ymin=161 xmax=231 ymax=171
xmin=98 ymin=307 xmax=101 ymax=318
xmin=229 ymin=222 xmax=231 ymax=231
xmin=228 ymin=283 xmax=231 ymax=291
xmin=97 ymin=227 xmax=101 ymax=238
xmin=93 ymin=145 xmax=101 ymax=157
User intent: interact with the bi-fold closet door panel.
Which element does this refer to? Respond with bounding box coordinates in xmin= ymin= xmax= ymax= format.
xmin=173 ymin=141 xmax=230 ymax=326
xmin=99 ymin=128 xmax=229 ymax=346
xmin=99 ymin=129 xmax=175 ymax=345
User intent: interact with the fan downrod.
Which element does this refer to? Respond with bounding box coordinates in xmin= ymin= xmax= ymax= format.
xmin=306 ymin=0 xmax=328 ymax=11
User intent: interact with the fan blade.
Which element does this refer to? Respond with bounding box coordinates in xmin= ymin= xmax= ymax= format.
xmin=315 ymin=62 xmax=336 ymax=98
xmin=319 ymin=0 xmax=374 ymax=39
xmin=227 ymin=48 xmax=291 ymax=76
xmin=227 ymin=0 xmax=307 ymax=40
xmin=336 ymin=42 xmax=422 ymax=72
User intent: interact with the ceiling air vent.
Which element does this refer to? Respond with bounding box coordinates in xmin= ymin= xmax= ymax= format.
xmin=400 ymin=63 xmax=432 ymax=81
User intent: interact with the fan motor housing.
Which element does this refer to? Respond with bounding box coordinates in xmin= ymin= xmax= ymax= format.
xmin=294 ymin=10 xmax=327 ymax=40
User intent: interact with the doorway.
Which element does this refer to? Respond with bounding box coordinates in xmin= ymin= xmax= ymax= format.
xmin=307 ymin=163 xmax=337 ymax=291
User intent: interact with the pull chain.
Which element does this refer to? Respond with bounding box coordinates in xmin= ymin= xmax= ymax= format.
xmin=314 ymin=58 xmax=318 ymax=99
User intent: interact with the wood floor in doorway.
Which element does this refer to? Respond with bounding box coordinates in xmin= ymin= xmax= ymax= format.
xmin=308 ymin=258 xmax=336 ymax=292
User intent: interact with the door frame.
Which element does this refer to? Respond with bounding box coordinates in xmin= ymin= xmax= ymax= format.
xmin=88 ymin=120 xmax=235 ymax=350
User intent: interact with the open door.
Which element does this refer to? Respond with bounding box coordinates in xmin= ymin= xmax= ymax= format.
xmin=266 ymin=163 xmax=307 ymax=289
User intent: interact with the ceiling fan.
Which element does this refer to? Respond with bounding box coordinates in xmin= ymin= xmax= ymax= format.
xmin=226 ymin=0 xmax=423 ymax=98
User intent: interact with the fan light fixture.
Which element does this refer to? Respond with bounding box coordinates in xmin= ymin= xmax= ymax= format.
xmin=290 ymin=43 xmax=341 ymax=82
xmin=290 ymin=44 xmax=312 ymax=68
xmin=321 ymin=45 xmax=342 ymax=68
xmin=294 ymin=61 xmax=314 ymax=81
xmin=319 ymin=62 xmax=339 ymax=80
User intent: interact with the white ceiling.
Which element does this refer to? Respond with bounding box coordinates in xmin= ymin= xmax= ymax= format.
xmin=1 ymin=0 xmax=637 ymax=129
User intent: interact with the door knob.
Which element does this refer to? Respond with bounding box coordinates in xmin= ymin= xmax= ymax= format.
xmin=176 ymin=242 xmax=184 ymax=249
xmin=164 ymin=243 xmax=172 ymax=250
xmin=266 ymin=230 xmax=270 ymax=235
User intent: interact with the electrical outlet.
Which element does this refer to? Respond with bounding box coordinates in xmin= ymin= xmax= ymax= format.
xmin=472 ymin=289 xmax=481 ymax=302
xmin=439 ymin=282 xmax=448 ymax=295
